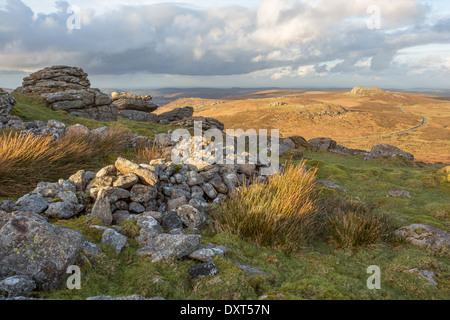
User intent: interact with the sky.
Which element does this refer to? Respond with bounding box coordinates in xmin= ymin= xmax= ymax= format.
xmin=0 ymin=0 xmax=449 ymax=89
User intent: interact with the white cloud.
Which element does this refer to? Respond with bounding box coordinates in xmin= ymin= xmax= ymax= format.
xmin=0 ymin=0 xmax=449 ymax=88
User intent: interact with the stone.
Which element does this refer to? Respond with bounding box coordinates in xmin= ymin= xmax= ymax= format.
xmin=319 ymin=180 xmax=347 ymax=193
xmin=66 ymin=124 xmax=90 ymax=136
xmin=388 ymin=189 xmax=411 ymax=199
xmin=308 ymin=138 xmax=337 ymax=150
xmin=0 ymin=212 xmax=84 ymax=289
xmin=136 ymin=234 xmax=201 ymax=262
xmin=58 ymin=191 xmax=79 ymax=204
xmin=188 ymin=262 xmax=219 ymax=279
xmin=370 ymin=144 xmax=414 ymax=161
xmin=44 ymin=202 xmax=84 ymax=219
xmin=14 ymin=194 xmax=49 ymax=214
xmin=68 ymin=170 xmax=88 ymax=191
xmin=161 ymin=212 xmax=184 ymax=231
xmin=96 ymin=165 xmax=117 ymax=178
xmin=91 ymin=188 xmax=113 ymax=225
xmin=0 ymin=275 xmax=36 ymax=298
xmin=158 ymin=106 xmax=194 ymax=123
xmin=81 ymin=241 xmax=101 ymax=258
xmin=113 ymin=173 xmax=139 ymax=189
xmin=176 ymin=205 xmax=206 ymax=230
xmin=201 ymin=183 xmax=218 ymax=199
xmin=395 ymin=224 xmax=450 ymax=251
xmin=188 ymin=244 xmax=228 ymax=262
xmin=115 ymin=157 xmax=158 ymax=186
xmin=101 ymin=228 xmax=127 ymax=254
xmin=167 ymin=196 xmax=188 ymax=212
xmin=129 ymin=202 xmax=145 ymax=214
xmin=406 ymin=269 xmax=438 ymax=286
xmin=233 ymin=262 xmax=270 ymax=278
xmin=130 ymin=184 xmax=157 ymax=203
xmin=135 ymin=215 xmax=164 ymax=245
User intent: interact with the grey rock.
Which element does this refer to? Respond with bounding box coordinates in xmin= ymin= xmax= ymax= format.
xmin=371 ymin=144 xmax=414 ymax=161
xmin=136 ymin=234 xmax=201 ymax=262
xmin=161 ymin=212 xmax=184 ymax=231
xmin=130 ymin=184 xmax=157 ymax=203
xmin=101 ymin=228 xmax=127 ymax=254
xmin=15 ymin=194 xmax=49 ymax=214
xmin=0 ymin=275 xmax=36 ymax=298
xmin=129 ymin=202 xmax=145 ymax=214
xmin=395 ymin=224 xmax=450 ymax=251
xmin=176 ymin=205 xmax=206 ymax=230
xmin=113 ymin=173 xmax=139 ymax=189
xmin=91 ymin=188 xmax=113 ymax=225
xmin=0 ymin=212 xmax=84 ymax=289
xmin=44 ymin=202 xmax=84 ymax=219
xmin=189 ymin=262 xmax=219 ymax=279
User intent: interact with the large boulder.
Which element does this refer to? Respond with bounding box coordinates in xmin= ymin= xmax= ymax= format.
xmin=15 ymin=66 xmax=118 ymax=122
xmin=0 ymin=211 xmax=85 ymax=290
xmin=370 ymin=144 xmax=414 ymax=161
xmin=118 ymin=110 xmax=159 ymax=122
xmin=112 ymin=92 xmax=158 ymax=113
xmin=158 ymin=106 xmax=194 ymax=123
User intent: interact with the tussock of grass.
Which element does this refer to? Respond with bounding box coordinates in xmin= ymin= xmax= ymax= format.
xmin=212 ymin=162 xmax=319 ymax=253
xmin=0 ymin=130 xmax=128 ymax=197
xmin=325 ymin=210 xmax=394 ymax=249
xmin=133 ymin=140 xmax=170 ymax=164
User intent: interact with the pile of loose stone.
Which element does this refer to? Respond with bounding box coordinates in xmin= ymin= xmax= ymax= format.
xmin=0 ymin=137 xmax=272 ymax=298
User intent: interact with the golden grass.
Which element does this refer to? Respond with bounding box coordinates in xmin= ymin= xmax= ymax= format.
xmin=133 ymin=140 xmax=170 ymax=164
xmin=0 ymin=130 xmax=127 ymax=197
xmin=212 ymin=162 xmax=319 ymax=253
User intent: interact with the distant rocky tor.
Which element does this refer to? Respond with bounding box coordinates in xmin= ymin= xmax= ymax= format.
xmin=15 ymin=66 xmax=118 ymax=122
xmin=349 ymin=85 xmax=386 ymax=97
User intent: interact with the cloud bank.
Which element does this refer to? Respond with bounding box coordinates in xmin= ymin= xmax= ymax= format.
xmin=0 ymin=0 xmax=449 ymax=88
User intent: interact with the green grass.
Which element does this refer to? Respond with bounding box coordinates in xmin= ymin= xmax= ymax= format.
xmin=299 ymin=150 xmax=450 ymax=231
xmin=3 ymin=95 xmax=450 ymax=300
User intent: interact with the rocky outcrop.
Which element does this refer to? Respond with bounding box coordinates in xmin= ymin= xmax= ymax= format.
xmin=350 ymin=86 xmax=385 ymax=96
xmin=112 ymin=92 xmax=160 ymax=122
xmin=0 ymin=89 xmax=16 ymax=117
xmin=15 ymin=66 xmax=118 ymax=122
xmin=158 ymin=106 xmax=194 ymax=124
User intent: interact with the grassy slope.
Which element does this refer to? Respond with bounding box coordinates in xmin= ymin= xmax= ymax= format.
xmin=6 ymin=96 xmax=450 ymax=300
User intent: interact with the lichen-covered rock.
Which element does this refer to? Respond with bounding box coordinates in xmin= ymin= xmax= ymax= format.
xmin=115 ymin=157 xmax=158 ymax=186
xmin=90 ymin=188 xmax=113 ymax=225
xmin=188 ymin=262 xmax=219 ymax=279
xmin=44 ymin=202 xmax=84 ymax=219
xmin=176 ymin=205 xmax=206 ymax=230
xmin=0 ymin=275 xmax=36 ymax=298
xmin=0 ymin=89 xmax=16 ymax=117
xmin=370 ymin=144 xmax=414 ymax=161
xmin=101 ymin=228 xmax=127 ymax=254
xmin=158 ymin=106 xmax=194 ymax=123
xmin=308 ymin=137 xmax=337 ymax=150
xmin=188 ymin=244 xmax=228 ymax=262
xmin=86 ymin=295 xmax=164 ymax=300
xmin=14 ymin=194 xmax=49 ymax=214
xmin=136 ymin=234 xmax=201 ymax=262
xmin=0 ymin=211 xmax=84 ymax=289
xmin=395 ymin=224 xmax=450 ymax=251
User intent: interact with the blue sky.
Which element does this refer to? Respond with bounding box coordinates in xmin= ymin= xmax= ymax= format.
xmin=0 ymin=0 xmax=449 ymax=89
